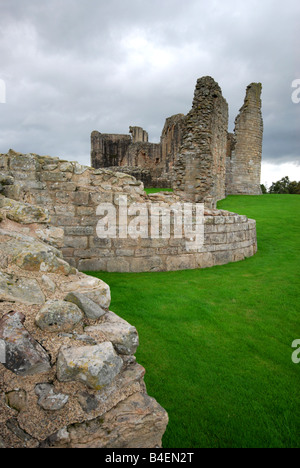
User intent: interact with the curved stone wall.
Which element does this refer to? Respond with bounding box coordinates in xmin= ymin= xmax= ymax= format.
xmin=0 ymin=150 xmax=257 ymax=273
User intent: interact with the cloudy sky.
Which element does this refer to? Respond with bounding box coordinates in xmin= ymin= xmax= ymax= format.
xmin=0 ymin=0 xmax=299 ymax=187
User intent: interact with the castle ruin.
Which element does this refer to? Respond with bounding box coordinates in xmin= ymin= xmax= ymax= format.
xmin=0 ymin=76 xmax=263 ymax=449
xmin=91 ymin=76 xmax=263 ymax=206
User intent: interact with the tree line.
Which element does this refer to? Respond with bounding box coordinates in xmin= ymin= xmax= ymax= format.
xmin=261 ymin=176 xmax=300 ymax=194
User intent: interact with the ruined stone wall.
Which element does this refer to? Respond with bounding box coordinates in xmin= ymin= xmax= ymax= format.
xmin=91 ymin=131 xmax=165 ymax=188
xmin=91 ymin=132 xmax=132 ymax=168
xmin=0 ymin=194 xmax=168 ymax=448
xmin=0 ymin=150 xmax=257 ymax=273
xmin=129 ymin=126 xmax=148 ymax=143
xmin=173 ymin=76 xmax=229 ymax=206
xmin=160 ymin=114 xmax=185 ymax=177
xmin=226 ymin=83 xmax=263 ymax=195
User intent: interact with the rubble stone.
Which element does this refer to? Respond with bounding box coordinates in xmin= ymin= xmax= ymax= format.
xmin=56 ymin=342 xmax=123 ymax=390
xmin=0 ymin=311 xmax=51 ymax=376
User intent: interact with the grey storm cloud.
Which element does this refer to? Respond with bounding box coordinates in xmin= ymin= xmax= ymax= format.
xmin=0 ymin=0 xmax=299 ymax=167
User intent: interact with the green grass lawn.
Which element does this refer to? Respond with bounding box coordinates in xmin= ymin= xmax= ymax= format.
xmin=85 ymin=194 xmax=300 ymax=448
xmin=145 ymin=187 xmax=173 ymax=194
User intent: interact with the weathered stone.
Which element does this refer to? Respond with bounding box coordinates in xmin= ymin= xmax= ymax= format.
xmin=106 ymin=257 xmax=130 ymax=273
xmin=77 ymin=258 xmax=107 ymax=271
xmin=0 ymin=311 xmax=51 ymax=376
xmin=1 ymin=238 xmax=75 ymax=276
xmin=56 ymin=342 xmax=123 ymax=390
xmin=64 ymin=292 xmax=106 ymax=320
xmin=85 ymin=311 xmax=139 ymax=356
xmin=76 ymin=281 xmax=111 ymax=310
xmin=0 ymin=271 xmax=45 ymax=305
xmin=35 ymin=383 xmax=69 ymax=411
xmin=129 ymin=256 xmax=164 ymax=273
xmin=46 ymin=392 xmax=169 ymax=448
xmin=35 ymin=300 xmax=84 ymax=332
xmin=16 ymin=249 xmax=73 ymax=275
xmin=6 ymin=418 xmax=33 ymax=443
xmin=166 ymin=254 xmax=196 ymax=271
xmin=77 ymin=391 xmax=99 ymax=413
xmin=0 ymin=196 xmax=50 ymax=224
xmin=6 ymin=390 xmax=27 ymax=412
xmin=35 ymin=226 xmax=64 ymax=248
xmin=40 ymin=275 xmax=56 ymax=293
xmin=0 ymin=174 xmax=14 ymax=185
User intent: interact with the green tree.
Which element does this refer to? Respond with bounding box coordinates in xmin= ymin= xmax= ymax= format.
xmin=269 ymin=176 xmax=300 ymax=194
xmin=260 ymin=184 xmax=267 ymax=194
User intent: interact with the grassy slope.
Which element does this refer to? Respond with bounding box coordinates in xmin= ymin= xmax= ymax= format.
xmin=86 ymin=195 xmax=300 ymax=448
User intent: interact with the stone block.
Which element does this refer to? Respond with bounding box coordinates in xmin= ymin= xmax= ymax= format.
xmin=64 ymin=292 xmax=106 ymax=320
xmin=35 ymin=384 xmax=69 ymax=411
xmin=213 ymin=250 xmax=234 ymax=266
xmin=73 ymin=191 xmax=89 ymax=206
xmin=76 ymin=206 xmax=95 ymax=216
xmin=0 ymin=155 xmax=8 ymax=170
xmin=195 ymin=252 xmax=214 ymax=268
xmin=130 ymin=256 xmax=164 ymax=273
xmin=78 ymin=258 xmax=107 ymax=272
xmin=85 ymin=311 xmax=139 ymax=355
xmin=227 ymin=231 xmax=246 ymax=243
xmin=0 ymin=311 xmax=51 ymax=376
xmin=106 ymin=258 xmax=130 ymax=273
xmin=35 ymin=300 xmax=84 ymax=332
xmin=206 ymin=233 xmax=227 ymax=244
xmin=64 ymin=226 xmax=94 ymax=236
xmin=165 ymin=254 xmax=195 ymax=271
xmin=54 ymin=205 xmax=76 ymax=217
xmin=0 ymin=271 xmax=45 ymax=305
xmin=10 ymin=154 xmax=39 ymax=172
xmin=64 ymin=236 xmax=88 ymax=249
xmin=79 ymin=216 xmax=97 ymax=226
xmin=55 ymin=191 xmax=75 ymax=203
xmin=134 ymin=248 xmax=157 ymax=257
xmin=89 ymin=192 xmax=114 ymax=205
xmin=56 ymin=342 xmax=123 ymax=390
xmin=115 ymin=249 xmax=135 ymax=257
xmin=89 ymin=236 xmax=112 ymax=249
xmin=40 ymin=172 xmax=67 ymax=182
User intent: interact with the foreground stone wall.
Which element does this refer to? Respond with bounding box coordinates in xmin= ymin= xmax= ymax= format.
xmin=0 ymin=150 xmax=257 ymax=273
xmin=0 ymin=198 xmax=168 ymax=448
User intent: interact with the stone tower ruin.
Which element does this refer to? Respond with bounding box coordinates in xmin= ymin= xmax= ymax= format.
xmin=226 ymin=83 xmax=263 ymax=195
xmin=91 ymin=77 xmax=263 ymax=206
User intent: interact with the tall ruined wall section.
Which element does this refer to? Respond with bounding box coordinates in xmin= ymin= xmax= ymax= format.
xmin=91 ymin=132 xmax=132 ymax=168
xmin=173 ymin=77 xmax=228 ymax=206
xmin=160 ymin=114 xmax=185 ymax=179
xmin=0 ymin=150 xmax=257 ymax=274
xmin=226 ymin=83 xmax=263 ymax=195
xmin=91 ymin=130 xmax=164 ymax=188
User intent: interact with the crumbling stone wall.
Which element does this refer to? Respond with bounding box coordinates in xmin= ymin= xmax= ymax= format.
xmin=91 ymin=131 xmax=164 ymax=188
xmin=129 ymin=126 xmax=148 ymax=143
xmin=226 ymin=83 xmax=263 ymax=195
xmin=173 ymin=77 xmax=228 ymax=205
xmin=0 ymin=150 xmax=257 ymax=273
xmin=0 ymin=196 xmax=168 ymax=448
xmin=91 ymin=132 xmax=132 ymax=168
